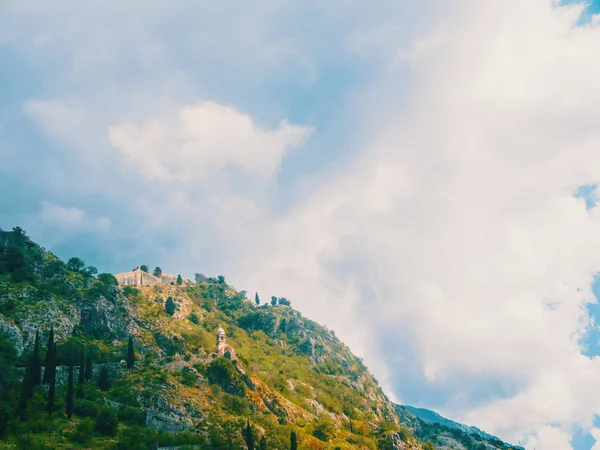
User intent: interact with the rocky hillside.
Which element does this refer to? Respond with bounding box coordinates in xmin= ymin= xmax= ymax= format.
xmin=0 ymin=227 xmax=426 ymax=449
xmin=396 ymin=405 xmax=523 ymax=450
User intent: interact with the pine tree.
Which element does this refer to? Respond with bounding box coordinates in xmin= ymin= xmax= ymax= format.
xmin=31 ymin=331 xmax=41 ymax=386
xmin=98 ymin=366 xmax=110 ymax=391
xmin=85 ymin=355 xmax=93 ymax=380
xmin=126 ymin=336 xmax=135 ymax=369
xmin=66 ymin=366 xmax=74 ymax=419
xmin=153 ymin=267 xmax=162 ymax=277
xmin=165 ymin=297 xmax=176 ymax=316
xmin=271 ymin=296 xmax=277 ymax=306
xmin=255 ymin=292 xmax=260 ymax=305
xmin=244 ymin=419 xmax=254 ymax=450
xmin=176 ymin=274 xmax=183 ymax=285
xmin=77 ymin=346 xmax=85 ymax=398
xmin=259 ymin=436 xmax=267 ymax=450
xmin=43 ymin=326 xmax=54 ymax=384
xmin=290 ymin=430 xmax=297 ymax=450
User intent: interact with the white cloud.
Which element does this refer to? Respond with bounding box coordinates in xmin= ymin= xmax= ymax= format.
xmin=41 ymin=202 xmax=110 ymax=232
xmin=10 ymin=0 xmax=600 ymax=448
xmin=220 ymin=1 xmax=600 ymax=447
xmin=591 ymin=428 xmax=600 ymax=450
xmin=108 ymin=101 xmax=313 ymax=181
xmin=25 ymin=98 xmax=86 ymax=146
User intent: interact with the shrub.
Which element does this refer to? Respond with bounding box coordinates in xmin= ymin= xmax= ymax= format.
xmin=73 ymin=399 xmax=99 ymax=418
xmin=180 ymin=371 xmax=197 ymax=387
xmin=312 ymin=417 xmax=336 ymax=442
xmin=95 ymin=407 xmax=118 ymax=436
xmin=207 ymin=358 xmax=236 ymax=386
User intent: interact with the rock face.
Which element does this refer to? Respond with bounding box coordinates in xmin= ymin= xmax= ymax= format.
xmin=115 ymin=268 xmax=161 ymax=286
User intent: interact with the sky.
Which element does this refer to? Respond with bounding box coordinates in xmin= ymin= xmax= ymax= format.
xmin=2 ymin=0 xmax=600 ymax=448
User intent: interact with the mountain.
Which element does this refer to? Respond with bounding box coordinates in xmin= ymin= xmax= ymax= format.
xmin=396 ymin=405 xmax=524 ymax=450
xmin=0 ymin=227 xmax=426 ymax=449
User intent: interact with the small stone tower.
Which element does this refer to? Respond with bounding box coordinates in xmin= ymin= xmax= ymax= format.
xmin=213 ymin=325 xmax=236 ymax=359
xmin=216 ymin=325 xmax=226 ymax=348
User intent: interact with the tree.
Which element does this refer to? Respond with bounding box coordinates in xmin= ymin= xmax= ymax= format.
xmin=140 ymin=265 xmax=149 ymax=273
xmin=43 ymin=326 xmax=55 ymax=384
xmin=95 ymin=408 xmax=118 ymax=436
xmin=66 ymin=366 xmax=74 ymax=419
xmin=67 ymin=257 xmax=86 ymax=272
xmin=12 ymin=226 xmax=26 ymax=236
xmin=126 ymin=336 xmax=135 ymax=369
xmin=291 ymin=430 xmax=297 ymax=450
xmin=98 ymin=366 xmax=110 ymax=391
xmin=244 ymin=419 xmax=254 ymax=450
xmin=255 ymin=292 xmax=260 ymax=305
xmin=271 ymin=296 xmax=277 ymax=306
xmin=77 ymin=346 xmax=85 ymax=398
xmin=176 ymin=274 xmax=183 ymax=285
xmin=153 ymin=267 xmax=162 ymax=277
xmin=278 ymin=297 xmax=291 ymax=306
xmin=259 ymin=436 xmax=267 ymax=450
xmin=98 ymin=273 xmax=118 ymax=285
xmin=85 ymin=266 xmax=98 ymax=277
xmin=165 ymin=297 xmax=176 ymax=316
xmin=217 ymin=275 xmax=225 ymax=284
xmin=18 ymin=365 xmax=31 ymax=420
xmin=85 ymin=355 xmax=93 ymax=380
xmin=47 ymin=359 xmax=56 ymax=417
xmin=31 ymin=331 xmax=41 ymax=387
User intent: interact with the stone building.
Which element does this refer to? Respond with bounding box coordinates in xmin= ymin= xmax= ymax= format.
xmin=213 ymin=325 xmax=236 ymax=360
xmin=115 ymin=268 xmax=162 ymax=286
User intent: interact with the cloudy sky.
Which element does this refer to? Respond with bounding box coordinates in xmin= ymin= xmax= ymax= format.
xmin=4 ymin=0 xmax=600 ymax=448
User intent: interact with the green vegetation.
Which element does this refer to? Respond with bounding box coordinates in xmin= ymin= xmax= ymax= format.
xmin=0 ymin=227 xmax=414 ymax=449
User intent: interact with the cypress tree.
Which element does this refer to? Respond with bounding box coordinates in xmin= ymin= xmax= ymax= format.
xmin=255 ymin=292 xmax=260 ymax=305
xmin=259 ymin=436 xmax=267 ymax=450
xmin=98 ymin=366 xmax=110 ymax=391
xmin=31 ymin=331 xmax=41 ymax=386
xmin=244 ymin=419 xmax=254 ymax=450
xmin=165 ymin=297 xmax=176 ymax=316
xmin=126 ymin=336 xmax=135 ymax=369
xmin=19 ymin=365 xmax=31 ymax=420
xmin=47 ymin=367 xmax=55 ymax=417
xmin=66 ymin=366 xmax=74 ymax=419
xmin=43 ymin=326 xmax=54 ymax=384
xmin=85 ymin=355 xmax=93 ymax=380
xmin=77 ymin=346 xmax=85 ymax=398
xmin=290 ymin=430 xmax=297 ymax=450
xmin=176 ymin=274 xmax=183 ymax=285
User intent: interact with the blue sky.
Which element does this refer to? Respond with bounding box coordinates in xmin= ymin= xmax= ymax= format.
xmin=3 ymin=1 xmax=600 ymax=449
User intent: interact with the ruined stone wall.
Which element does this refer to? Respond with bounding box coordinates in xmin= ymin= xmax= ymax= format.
xmin=115 ymin=269 xmax=161 ymax=286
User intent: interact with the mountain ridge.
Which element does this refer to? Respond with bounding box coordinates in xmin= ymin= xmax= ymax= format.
xmin=0 ymin=226 xmax=521 ymax=449
xmin=0 ymin=226 xmax=418 ymax=449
